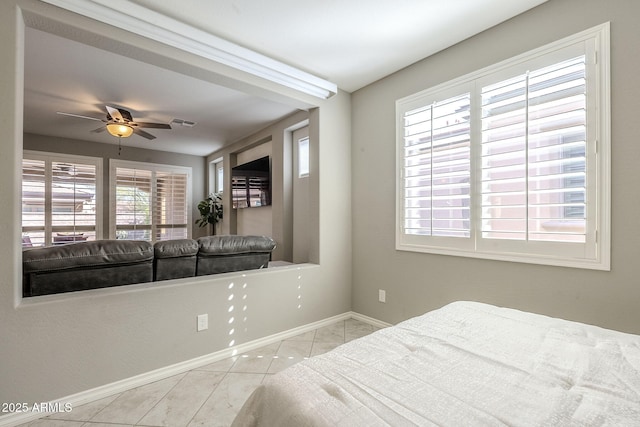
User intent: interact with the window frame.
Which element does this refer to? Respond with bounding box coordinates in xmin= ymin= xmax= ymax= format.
xmin=215 ymin=161 xmax=224 ymax=194
xmin=297 ymin=136 xmax=310 ymax=178
xmin=396 ymin=23 xmax=610 ymax=270
xmin=22 ymin=150 xmax=103 ymax=247
xmin=109 ymin=159 xmax=192 ymax=242
xmin=209 ymin=157 xmax=224 ymax=195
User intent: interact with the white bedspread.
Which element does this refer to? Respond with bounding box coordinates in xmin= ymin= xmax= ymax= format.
xmin=232 ymin=301 xmax=640 ymax=426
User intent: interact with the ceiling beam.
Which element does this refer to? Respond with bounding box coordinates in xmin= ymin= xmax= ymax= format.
xmin=39 ymin=0 xmax=338 ymax=99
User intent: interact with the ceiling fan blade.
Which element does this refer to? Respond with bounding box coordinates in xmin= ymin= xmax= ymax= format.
xmin=91 ymin=126 xmax=106 ymax=133
xmin=133 ymin=122 xmax=172 ymax=129
xmin=106 ymin=105 xmax=124 ymax=122
xmin=57 ymin=111 xmax=104 ymax=122
xmin=117 ymin=108 xmax=134 ymax=122
xmin=133 ymin=128 xmax=156 ymax=140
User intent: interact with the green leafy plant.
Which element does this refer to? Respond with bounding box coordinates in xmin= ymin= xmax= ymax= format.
xmin=195 ymin=193 xmax=223 ymax=228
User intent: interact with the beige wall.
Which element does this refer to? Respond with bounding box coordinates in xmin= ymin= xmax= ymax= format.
xmin=292 ymin=126 xmax=311 ymax=263
xmin=0 ymin=0 xmax=351 ymax=405
xmin=351 ymin=0 xmax=640 ymax=334
xmin=209 ymin=111 xmax=310 ymax=262
xmin=233 ymin=140 xmax=274 ymax=239
xmin=23 ymin=132 xmax=209 ymax=240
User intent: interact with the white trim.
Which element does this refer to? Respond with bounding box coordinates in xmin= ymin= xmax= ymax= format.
xmin=0 ymin=311 xmax=389 ymax=427
xmin=109 ymin=158 xmax=193 ymax=175
xmin=39 ymin=0 xmax=337 ymax=99
xmin=350 ymin=311 xmax=393 ymax=329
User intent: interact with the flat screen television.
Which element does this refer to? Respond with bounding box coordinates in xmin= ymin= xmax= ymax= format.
xmin=231 ymin=156 xmax=271 ymax=209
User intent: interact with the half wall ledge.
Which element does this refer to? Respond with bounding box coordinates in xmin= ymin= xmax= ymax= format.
xmin=22 ymin=235 xmax=276 ymax=297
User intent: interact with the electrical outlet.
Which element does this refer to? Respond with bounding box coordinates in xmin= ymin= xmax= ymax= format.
xmin=197 ymin=314 xmax=208 ymax=332
xmin=378 ymin=289 xmax=386 ymax=303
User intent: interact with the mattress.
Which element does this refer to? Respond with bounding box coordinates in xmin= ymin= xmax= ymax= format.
xmin=232 ymin=301 xmax=640 ymax=426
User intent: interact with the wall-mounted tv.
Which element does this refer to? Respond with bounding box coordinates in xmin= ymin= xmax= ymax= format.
xmin=231 ymin=156 xmax=271 ymax=209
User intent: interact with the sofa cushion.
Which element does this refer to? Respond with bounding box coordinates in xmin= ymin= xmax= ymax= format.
xmin=197 ymin=235 xmax=276 ymax=256
xmin=154 ymin=239 xmax=199 ymax=258
xmin=196 ymin=235 xmax=276 ymax=276
xmin=23 ymin=240 xmax=153 ymax=273
xmin=153 ymin=239 xmax=198 ymax=281
xmin=23 ymin=240 xmax=153 ymax=296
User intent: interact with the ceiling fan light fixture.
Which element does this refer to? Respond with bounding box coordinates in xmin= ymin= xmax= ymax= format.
xmin=106 ymin=123 xmax=134 ymax=138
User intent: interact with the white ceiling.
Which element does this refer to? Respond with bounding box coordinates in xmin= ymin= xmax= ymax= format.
xmin=24 ymin=0 xmax=548 ymax=156
xmin=23 ymin=27 xmax=299 ymax=156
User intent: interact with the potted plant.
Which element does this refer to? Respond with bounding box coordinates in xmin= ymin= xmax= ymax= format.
xmin=195 ymin=193 xmax=223 ymax=234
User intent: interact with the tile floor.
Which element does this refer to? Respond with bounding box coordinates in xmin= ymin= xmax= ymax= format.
xmin=18 ymin=318 xmax=378 ymax=427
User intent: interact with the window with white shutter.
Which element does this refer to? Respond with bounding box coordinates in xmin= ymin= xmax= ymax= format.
xmin=396 ymin=24 xmax=610 ymax=270
xmin=403 ymin=93 xmax=471 ymax=239
xmin=22 ymin=151 xmax=102 ymax=247
xmin=110 ymin=160 xmax=191 ymax=242
xmin=155 ymin=171 xmax=189 ymax=241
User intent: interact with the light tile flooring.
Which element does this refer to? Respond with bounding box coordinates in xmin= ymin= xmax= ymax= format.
xmin=19 ymin=319 xmax=378 ymax=427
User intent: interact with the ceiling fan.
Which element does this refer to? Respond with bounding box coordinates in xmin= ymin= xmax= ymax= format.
xmin=57 ymin=105 xmax=171 ymax=140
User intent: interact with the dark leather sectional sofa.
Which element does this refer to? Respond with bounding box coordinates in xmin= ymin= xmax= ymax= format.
xmin=22 ymin=235 xmax=276 ymax=297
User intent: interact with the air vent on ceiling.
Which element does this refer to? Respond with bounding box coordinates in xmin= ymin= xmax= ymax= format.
xmin=171 ymin=118 xmax=197 ymax=127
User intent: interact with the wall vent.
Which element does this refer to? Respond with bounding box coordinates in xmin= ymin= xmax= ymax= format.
xmin=171 ymin=118 xmax=197 ymax=127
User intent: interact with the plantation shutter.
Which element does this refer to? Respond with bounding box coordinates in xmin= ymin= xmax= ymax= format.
xmin=155 ymin=171 xmax=188 ymax=240
xmin=22 ymin=154 xmax=101 ymax=247
xmin=112 ymin=162 xmax=190 ymax=242
xmin=402 ymin=93 xmax=471 ymax=237
xmin=21 ymin=159 xmax=46 ymax=246
xmin=397 ymin=25 xmax=608 ymax=269
xmin=115 ymin=167 xmax=152 ymax=241
xmin=480 ymin=55 xmax=587 ymax=243
xmin=51 ymin=161 xmax=98 ymax=236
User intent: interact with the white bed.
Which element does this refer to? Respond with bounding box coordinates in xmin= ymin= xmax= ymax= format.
xmin=232 ymin=301 xmax=640 ymax=426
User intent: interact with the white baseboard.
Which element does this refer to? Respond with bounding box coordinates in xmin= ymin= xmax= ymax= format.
xmin=350 ymin=311 xmax=393 ymax=329
xmin=0 ymin=311 xmax=388 ymax=427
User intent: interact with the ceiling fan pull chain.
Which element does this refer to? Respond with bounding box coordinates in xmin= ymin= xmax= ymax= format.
xmin=118 ymin=136 xmax=122 ymax=156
